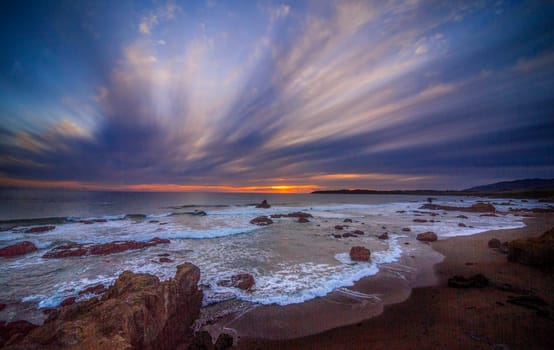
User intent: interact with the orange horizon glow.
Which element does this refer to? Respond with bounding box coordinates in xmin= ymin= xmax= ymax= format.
xmin=0 ymin=176 xmax=320 ymax=194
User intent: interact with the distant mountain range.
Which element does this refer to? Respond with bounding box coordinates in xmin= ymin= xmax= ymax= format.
xmin=464 ymin=178 xmax=554 ymax=192
xmin=312 ymin=178 xmax=554 ymax=199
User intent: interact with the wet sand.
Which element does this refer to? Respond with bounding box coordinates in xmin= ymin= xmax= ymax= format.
xmin=237 ymin=213 xmax=554 ymax=349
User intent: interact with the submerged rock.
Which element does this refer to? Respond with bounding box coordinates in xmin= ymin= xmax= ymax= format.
xmin=413 ymin=219 xmax=428 ymax=223
xmin=416 ymin=232 xmax=438 ymax=242
xmin=378 ymin=233 xmax=389 ymax=240
xmin=270 ymin=212 xmax=313 ymax=219
xmin=448 ymin=274 xmax=489 ymax=288
xmin=350 ymin=246 xmax=370 ymax=262
xmin=24 ymin=226 xmax=55 ymax=234
xmin=8 ymin=263 xmax=202 ymax=349
xmin=507 ymin=227 xmax=554 ymax=268
xmin=343 ymin=218 xmax=353 ymax=223
xmin=250 ymin=216 xmax=273 ymax=226
xmin=0 ymin=241 xmax=37 ymax=258
xmin=42 ymin=237 xmax=170 ymax=259
xmin=255 ymin=200 xmax=271 ymax=209
xmin=402 ymin=228 xmax=411 ymax=232
xmin=488 ymin=238 xmax=501 ymax=248
xmin=297 ymin=217 xmax=310 ymax=223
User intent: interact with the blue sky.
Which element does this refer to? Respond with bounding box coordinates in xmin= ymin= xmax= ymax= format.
xmin=0 ymin=0 xmax=553 ymax=191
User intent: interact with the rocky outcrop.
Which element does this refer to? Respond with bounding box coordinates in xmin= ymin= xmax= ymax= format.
xmin=420 ymin=203 xmax=496 ymax=213
xmin=0 ymin=320 xmax=39 ymax=347
xmin=416 ymin=232 xmax=438 ymax=242
xmin=6 ymin=263 xmax=202 ymax=349
xmin=448 ymin=274 xmax=489 ymax=288
xmin=507 ymin=227 xmax=554 ymax=268
xmin=255 ymin=200 xmax=270 ymax=209
xmin=250 ymin=216 xmax=273 ymax=226
xmin=78 ymin=285 xmax=106 ymax=296
xmin=488 ymin=238 xmax=501 ymax=248
xmin=42 ymin=237 xmax=170 ymax=259
xmin=350 ymin=246 xmax=370 ymax=262
xmin=0 ymin=241 xmax=37 ymax=258
xmin=218 ymin=273 xmax=255 ymax=291
xmin=24 ymin=226 xmax=55 ymax=234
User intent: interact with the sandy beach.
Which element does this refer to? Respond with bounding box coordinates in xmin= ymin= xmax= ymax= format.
xmin=237 ymin=213 xmax=554 ymax=350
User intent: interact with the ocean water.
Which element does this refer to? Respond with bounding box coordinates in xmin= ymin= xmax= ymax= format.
xmin=0 ymin=189 xmax=540 ymax=323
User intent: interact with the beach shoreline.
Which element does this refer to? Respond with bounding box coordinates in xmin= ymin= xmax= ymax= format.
xmin=236 ymin=213 xmax=554 ymax=349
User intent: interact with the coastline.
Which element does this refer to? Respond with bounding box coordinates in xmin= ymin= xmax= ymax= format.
xmin=236 ymin=213 xmax=554 ymax=349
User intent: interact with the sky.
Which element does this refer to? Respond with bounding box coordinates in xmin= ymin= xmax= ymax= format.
xmin=0 ymin=0 xmax=553 ymax=193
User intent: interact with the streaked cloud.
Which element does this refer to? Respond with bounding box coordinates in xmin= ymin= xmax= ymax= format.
xmin=0 ymin=0 xmax=553 ymax=191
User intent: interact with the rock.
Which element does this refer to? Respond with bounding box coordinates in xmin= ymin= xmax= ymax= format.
xmin=214 ymin=333 xmax=234 ymax=350
xmin=506 ymin=295 xmax=549 ymax=317
xmin=80 ymin=220 xmax=94 ymax=224
xmin=24 ymin=226 xmax=55 ymax=233
xmin=60 ymin=297 xmax=76 ymax=307
xmin=78 ymin=285 xmax=106 ymax=296
xmin=249 ymin=216 xmax=273 ymax=226
xmin=94 ymin=219 xmax=107 ymax=223
xmin=498 ymin=241 xmax=510 ymax=254
xmin=10 ymin=263 xmax=202 ymax=349
xmin=447 ymin=274 xmax=489 ymax=288
xmin=298 ymin=217 xmax=310 ymax=223
xmin=42 ymin=237 xmax=170 ymax=259
xmin=350 ymin=246 xmax=370 ymax=262
xmin=0 ymin=304 xmax=5 ymax=312
xmin=456 ymin=215 xmax=468 ymax=219
xmin=420 ymin=203 xmax=496 ymax=213
xmin=352 ymin=230 xmax=364 ymax=235
xmin=507 ymin=227 xmax=554 ymax=268
xmin=0 ymin=320 xmax=39 ymax=347
xmin=488 ymin=238 xmax=501 ymax=248
xmin=124 ymin=213 xmax=147 ymax=220
xmin=255 ymin=200 xmax=270 ymax=209
xmin=333 ymin=234 xmax=342 ymax=239
xmin=271 ymin=212 xmax=313 ymax=219
xmin=218 ymin=274 xmax=255 ymax=291
xmin=188 ymin=331 xmax=214 ymax=350
xmin=342 ymin=233 xmax=355 ymax=238
xmin=402 ymin=228 xmax=411 ymax=232
xmin=416 ymin=232 xmax=437 ymax=242
xmin=413 ymin=219 xmax=428 ymax=223
xmin=149 ymin=220 xmax=160 ymax=223
xmin=0 ymin=241 xmax=38 ymax=258
xmin=191 ymin=210 xmax=207 ymax=216
xmin=458 ymin=223 xmax=467 ymax=227
xmin=343 ymin=219 xmax=352 ymax=223
xmin=159 ymin=257 xmax=173 ymax=263
xmin=158 ymin=253 xmax=170 ymax=257
xmin=480 ymin=213 xmax=498 ymax=217
xmin=334 ymin=225 xmax=344 ymax=230
xmin=378 ymin=233 xmax=389 ymax=240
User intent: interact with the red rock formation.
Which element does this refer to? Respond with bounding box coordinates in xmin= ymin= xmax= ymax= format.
xmin=218 ymin=273 xmax=255 ymax=290
xmin=250 ymin=216 xmax=273 ymax=226
xmin=0 ymin=241 xmax=37 ymax=258
xmin=24 ymin=226 xmax=55 ymax=234
xmin=7 ymin=263 xmax=202 ymax=349
xmin=416 ymin=232 xmax=438 ymax=242
xmin=0 ymin=320 xmax=39 ymax=347
xmin=420 ymin=203 xmax=496 ymax=213
xmin=60 ymin=297 xmax=76 ymax=307
xmin=350 ymin=246 xmax=370 ymax=261
xmin=508 ymin=227 xmax=554 ymax=268
xmin=42 ymin=237 xmax=170 ymax=259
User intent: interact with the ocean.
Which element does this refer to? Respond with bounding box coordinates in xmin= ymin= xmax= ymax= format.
xmin=0 ymin=189 xmax=539 ymax=324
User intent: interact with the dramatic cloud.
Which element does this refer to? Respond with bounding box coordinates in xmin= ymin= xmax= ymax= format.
xmin=0 ymin=0 xmax=553 ymax=191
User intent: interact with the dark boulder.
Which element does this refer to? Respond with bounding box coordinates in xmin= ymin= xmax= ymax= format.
xmin=255 ymin=200 xmax=270 ymax=209
xmin=416 ymin=232 xmax=437 ymax=242
xmin=507 ymin=227 xmax=554 ymax=268
xmin=218 ymin=273 xmax=255 ymax=291
xmin=250 ymin=216 xmax=273 ymax=226
xmin=488 ymin=238 xmax=501 ymax=249
xmin=448 ymin=274 xmax=489 ymax=288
